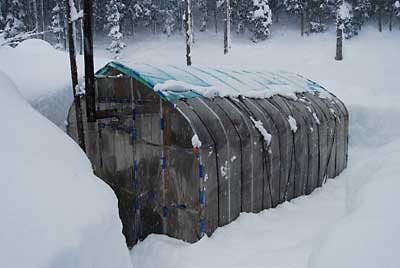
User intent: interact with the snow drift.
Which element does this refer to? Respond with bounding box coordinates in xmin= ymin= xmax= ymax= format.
xmin=0 ymin=39 xmax=108 ymax=129
xmin=0 ymin=70 xmax=132 ymax=268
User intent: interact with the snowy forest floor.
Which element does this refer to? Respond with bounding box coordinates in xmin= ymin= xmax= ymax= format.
xmin=1 ymin=24 xmax=399 ymax=268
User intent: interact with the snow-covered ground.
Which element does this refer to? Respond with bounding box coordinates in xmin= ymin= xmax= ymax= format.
xmin=124 ymin=26 xmax=400 ymax=268
xmin=0 ymin=24 xmax=399 ymax=268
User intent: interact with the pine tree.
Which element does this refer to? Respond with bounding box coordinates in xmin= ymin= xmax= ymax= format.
xmin=269 ymin=0 xmax=284 ymax=22
xmin=351 ymin=0 xmax=371 ymax=30
xmin=141 ymin=0 xmax=162 ymax=34
xmin=198 ymin=0 xmax=208 ymax=31
xmin=307 ymin=0 xmax=335 ymax=33
xmin=161 ymin=0 xmax=179 ymax=36
xmin=340 ymin=1 xmax=359 ymax=39
xmin=394 ymin=0 xmax=400 ymax=26
xmin=250 ymin=0 xmax=273 ymax=42
xmin=127 ymin=1 xmax=143 ymax=36
xmin=231 ymin=0 xmax=252 ymax=34
xmin=50 ymin=2 xmax=63 ymax=49
xmin=105 ymin=0 xmax=126 ymax=58
xmin=284 ymin=0 xmax=306 ymax=35
xmin=94 ymin=0 xmax=107 ymax=33
xmin=0 ymin=1 xmax=5 ymax=30
xmin=3 ymin=0 xmax=26 ymax=40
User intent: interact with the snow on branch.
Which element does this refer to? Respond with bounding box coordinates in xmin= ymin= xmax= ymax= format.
xmin=69 ymin=0 xmax=83 ymax=22
xmin=0 ymin=30 xmax=48 ymax=47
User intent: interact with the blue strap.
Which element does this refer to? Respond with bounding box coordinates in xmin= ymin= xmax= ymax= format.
xmin=175 ymin=203 xmax=187 ymax=209
xmin=199 ymin=218 xmax=205 ymax=234
xmin=162 ymin=206 xmax=168 ymax=217
xmin=131 ymin=128 xmax=137 ymax=142
xmin=132 ymin=109 xmax=136 ymax=120
xmin=199 ymin=164 xmax=203 ymax=178
xmin=199 ymin=191 xmax=205 ymax=205
xmin=160 ymin=118 xmax=165 ymax=130
xmin=161 ymin=157 xmax=166 ymax=169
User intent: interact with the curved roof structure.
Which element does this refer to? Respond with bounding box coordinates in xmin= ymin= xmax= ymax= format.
xmin=67 ymin=61 xmax=349 ymax=247
xmin=95 ymin=61 xmax=331 ymax=100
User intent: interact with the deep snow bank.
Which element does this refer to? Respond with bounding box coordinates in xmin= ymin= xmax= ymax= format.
xmin=0 ymin=39 xmax=108 ymax=128
xmin=308 ymin=106 xmax=400 ymax=268
xmin=0 ymin=71 xmax=132 ymax=268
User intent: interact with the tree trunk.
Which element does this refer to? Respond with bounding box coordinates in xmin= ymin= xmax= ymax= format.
xmin=200 ymin=4 xmax=208 ymax=32
xmin=40 ymin=0 xmax=45 ymax=40
xmin=32 ymin=0 xmax=40 ymax=33
xmin=66 ymin=0 xmax=86 ymax=152
xmin=83 ymin=0 xmax=96 ymax=122
xmin=191 ymin=0 xmax=195 ymax=44
xmin=300 ymin=12 xmax=304 ymax=36
xmin=78 ymin=0 xmax=83 ymax=55
xmin=378 ymin=5 xmax=382 ymax=32
xmin=184 ymin=0 xmax=192 ymax=66
xmin=214 ymin=0 xmax=218 ymax=33
xmin=224 ymin=0 xmax=230 ymax=54
xmin=335 ymin=0 xmax=343 ymax=61
xmin=389 ymin=8 xmax=393 ymax=32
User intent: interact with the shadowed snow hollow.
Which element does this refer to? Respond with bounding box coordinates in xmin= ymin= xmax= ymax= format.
xmin=0 ymin=71 xmax=132 ymax=268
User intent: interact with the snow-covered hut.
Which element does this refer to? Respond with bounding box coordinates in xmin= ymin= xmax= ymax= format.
xmin=67 ymin=61 xmax=349 ymax=247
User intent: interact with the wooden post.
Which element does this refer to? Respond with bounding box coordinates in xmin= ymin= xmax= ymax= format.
xmin=224 ymin=0 xmax=230 ymax=54
xmin=335 ymin=0 xmax=343 ymax=61
xmin=184 ymin=0 xmax=192 ymax=66
xmin=66 ymin=0 xmax=86 ymax=151
xmin=83 ymin=0 xmax=96 ymax=122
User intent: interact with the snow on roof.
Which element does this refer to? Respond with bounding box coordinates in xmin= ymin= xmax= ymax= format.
xmin=96 ymin=61 xmax=331 ymax=100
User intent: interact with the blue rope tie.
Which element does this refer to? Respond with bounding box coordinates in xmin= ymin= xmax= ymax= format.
xmin=199 ymin=218 xmax=205 ymax=234
xmin=162 ymin=206 xmax=168 ymax=217
xmin=160 ymin=118 xmax=165 ymax=130
xmin=199 ymin=191 xmax=205 ymax=205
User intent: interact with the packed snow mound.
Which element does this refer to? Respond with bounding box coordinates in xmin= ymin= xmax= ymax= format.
xmin=0 ymin=38 xmax=81 ymax=100
xmin=0 ymin=71 xmax=132 ymax=268
xmin=0 ymin=39 xmax=108 ymax=128
xmin=15 ymin=38 xmax=55 ymax=55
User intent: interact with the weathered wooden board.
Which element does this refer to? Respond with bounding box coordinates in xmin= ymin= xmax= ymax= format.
xmin=186 ymin=97 xmax=242 ymax=226
xmin=226 ymin=98 xmax=265 ymax=213
xmin=269 ymin=96 xmax=296 ymax=201
xmin=293 ymin=94 xmax=320 ymax=194
xmin=240 ymin=97 xmax=273 ymax=209
xmin=174 ymin=100 xmax=219 ymax=237
xmin=255 ymin=99 xmax=285 ymax=207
